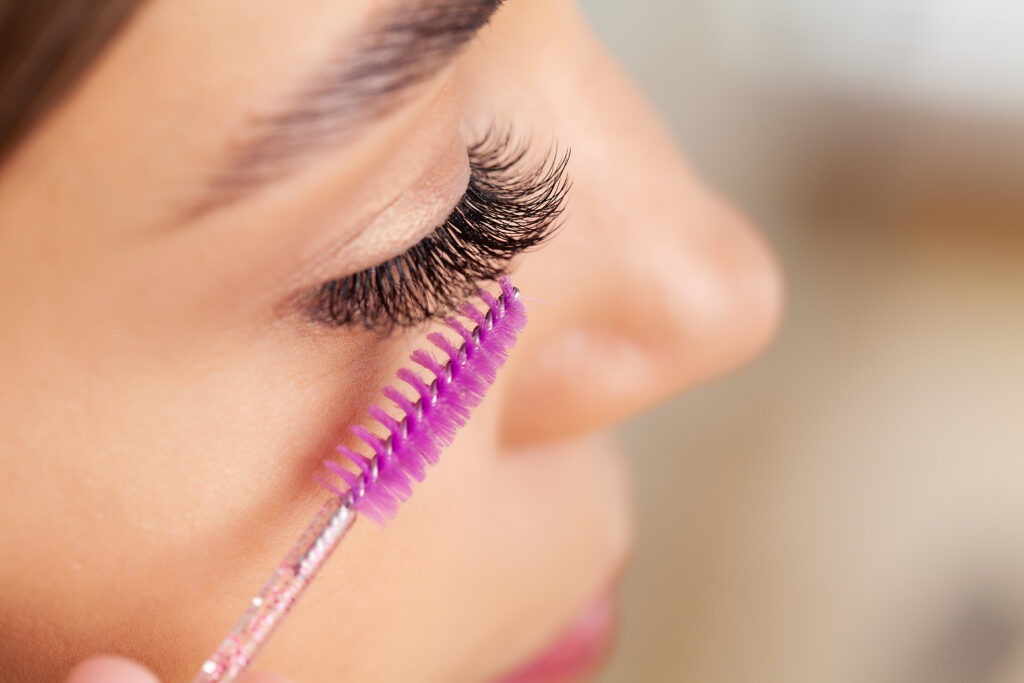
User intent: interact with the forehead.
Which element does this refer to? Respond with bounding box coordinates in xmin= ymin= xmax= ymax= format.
xmin=130 ymin=0 xmax=378 ymax=108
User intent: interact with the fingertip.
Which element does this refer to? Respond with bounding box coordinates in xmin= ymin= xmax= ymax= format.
xmin=66 ymin=656 xmax=160 ymax=683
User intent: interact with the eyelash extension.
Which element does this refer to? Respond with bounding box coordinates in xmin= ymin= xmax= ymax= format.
xmin=309 ymin=130 xmax=568 ymax=332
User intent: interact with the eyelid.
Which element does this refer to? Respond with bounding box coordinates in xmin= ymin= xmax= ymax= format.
xmin=284 ymin=131 xmax=472 ymax=296
xmin=336 ymin=144 xmax=472 ymax=275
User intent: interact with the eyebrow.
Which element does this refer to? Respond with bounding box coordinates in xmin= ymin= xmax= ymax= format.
xmin=185 ymin=0 xmax=503 ymax=219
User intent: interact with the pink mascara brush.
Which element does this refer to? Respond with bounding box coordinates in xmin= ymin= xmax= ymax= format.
xmin=193 ymin=277 xmax=525 ymax=683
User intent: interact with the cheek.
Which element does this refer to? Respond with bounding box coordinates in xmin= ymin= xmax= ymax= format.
xmin=0 ymin=317 xmax=403 ymax=679
xmin=250 ymin=416 xmax=630 ymax=681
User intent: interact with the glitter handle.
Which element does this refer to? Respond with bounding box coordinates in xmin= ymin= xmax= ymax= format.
xmin=192 ymin=495 xmax=356 ymax=683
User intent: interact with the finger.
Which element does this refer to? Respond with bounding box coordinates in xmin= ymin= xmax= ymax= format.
xmin=66 ymin=656 xmax=160 ymax=683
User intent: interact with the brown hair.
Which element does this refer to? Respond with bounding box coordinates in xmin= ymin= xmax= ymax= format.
xmin=0 ymin=0 xmax=145 ymax=163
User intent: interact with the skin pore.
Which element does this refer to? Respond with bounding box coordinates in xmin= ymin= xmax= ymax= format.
xmin=0 ymin=0 xmax=782 ymax=681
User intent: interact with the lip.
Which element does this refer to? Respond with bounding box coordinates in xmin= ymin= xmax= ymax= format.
xmin=494 ymin=589 xmax=621 ymax=683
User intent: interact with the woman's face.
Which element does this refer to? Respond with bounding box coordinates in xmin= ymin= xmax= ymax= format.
xmin=0 ymin=0 xmax=781 ymax=680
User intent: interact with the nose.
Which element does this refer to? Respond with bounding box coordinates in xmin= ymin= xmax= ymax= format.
xmin=491 ymin=1 xmax=784 ymax=445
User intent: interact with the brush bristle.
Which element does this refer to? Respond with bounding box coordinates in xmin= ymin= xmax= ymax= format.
xmin=320 ymin=277 xmax=526 ymax=524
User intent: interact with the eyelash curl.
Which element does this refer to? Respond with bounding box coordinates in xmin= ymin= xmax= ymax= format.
xmin=310 ymin=129 xmax=569 ymax=332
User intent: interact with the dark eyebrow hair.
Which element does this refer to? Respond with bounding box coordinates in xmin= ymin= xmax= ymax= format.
xmin=185 ymin=0 xmax=503 ymax=219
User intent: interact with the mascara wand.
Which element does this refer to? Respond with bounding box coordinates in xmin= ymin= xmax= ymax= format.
xmin=193 ymin=278 xmax=525 ymax=682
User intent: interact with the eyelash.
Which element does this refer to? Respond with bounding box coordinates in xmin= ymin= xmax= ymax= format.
xmin=309 ymin=130 xmax=569 ymax=332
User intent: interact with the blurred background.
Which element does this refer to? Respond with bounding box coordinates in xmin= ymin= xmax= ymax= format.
xmin=578 ymin=1 xmax=1024 ymax=682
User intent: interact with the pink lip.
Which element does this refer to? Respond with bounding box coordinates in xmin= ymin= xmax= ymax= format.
xmin=495 ymin=592 xmax=620 ymax=683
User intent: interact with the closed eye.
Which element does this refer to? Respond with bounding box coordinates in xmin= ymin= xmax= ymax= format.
xmin=307 ymin=129 xmax=569 ymax=333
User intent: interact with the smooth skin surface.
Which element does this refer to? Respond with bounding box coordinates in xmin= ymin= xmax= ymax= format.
xmin=0 ymin=0 xmax=782 ymax=680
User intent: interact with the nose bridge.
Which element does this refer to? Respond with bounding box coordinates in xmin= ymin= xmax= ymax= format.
xmin=497 ymin=5 xmax=783 ymax=445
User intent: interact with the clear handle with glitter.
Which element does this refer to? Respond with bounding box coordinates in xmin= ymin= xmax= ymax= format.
xmin=192 ymin=495 xmax=356 ymax=683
